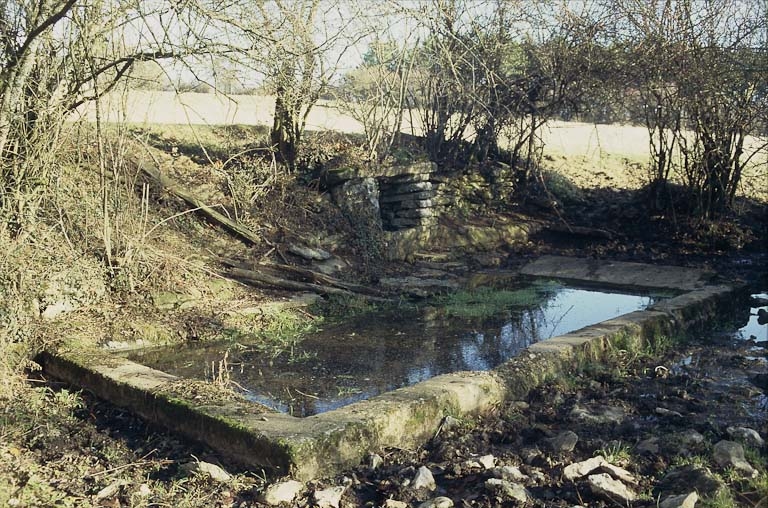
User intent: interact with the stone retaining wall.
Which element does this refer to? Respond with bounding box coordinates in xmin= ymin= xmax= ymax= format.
xmin=38 ymin=258 xmax=742 ymax=480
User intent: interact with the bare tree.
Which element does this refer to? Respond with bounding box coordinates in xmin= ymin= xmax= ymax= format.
xmin=214 ymin=0 xmax=363 ymax=170
xmin=0 ymin=0 xmax=219 ymax=229
xmin=339 ymin=33 xmax=417 ymax=164
xmin=611 ymin=0 xmax=768 ymax=217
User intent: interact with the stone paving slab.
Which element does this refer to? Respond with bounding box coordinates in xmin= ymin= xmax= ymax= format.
xmin=520 ymin=255 xmax=715 ymax=291
xmin=39 ymin=257 xmax=740 ymax=480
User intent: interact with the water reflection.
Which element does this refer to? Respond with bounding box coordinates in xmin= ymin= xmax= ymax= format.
xmin=738 ymin=293 xmax=768 ymax=342
xmin=128 ymin=288 xmax=653 ymax=416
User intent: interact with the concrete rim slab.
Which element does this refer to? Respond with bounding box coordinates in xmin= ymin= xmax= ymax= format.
xmin=38 ymin=256 xmax=741 ymax=480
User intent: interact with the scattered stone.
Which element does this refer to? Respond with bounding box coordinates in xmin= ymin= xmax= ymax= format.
xmin=485 ymin=479 xmax=528 ymax=503
xmin=260 ymin=480 xmax=304 ymax=506
xmin=478 ymin=454 xmax=496 ymax=470
xmin=676 ymin=429 xmax=705 ymax=446
xmin=542 ymin=430 xmax=579 ymax=453
xmin=383 ymin=500 xmax=408 ymax=508
xmin=94 ymin=480 xmax=127 ymax=502
xmin=181 ymin=461 xmax=232 ymax=482
xmin=462 ymin=459 xmax=482 ymax=470
xmin=727 ymin=426 xmax=765 ymax=448
xmin=136 ymin=483 xmax=151 ymax=497
xmin=659 ymin=465 xmax=724 ymax=498
xmin=367 ymin=453 xmax=384 ymax=470
xmin=287 ymin=243 xmax=332 ymax=261
xmin=587 ymin=473 xmax=636 ymax=504
xmin=570 ymin=403 xmax=626 ymax=424
xmin=314 ymin=256 xmax=348 ymax=276
xmin=656 ymin=407 xmax=684 ymax=418
xmin=313 ymin=486 xmax=345 ymax=508
xmin=520 ymin=446 xmax=542 ymax=464
xmin=417 ymin=497 xmax=453 ymax=508
xmin=636 ymin=437 xmax=660 ymax=454
xmin=490 ymin=465 xmax=528 ymax=482
xmin=563 ymin=456 xmax=636 ymax=484
xmin=659 ymin=492 xmax=699 ymax=508
xmin=564 ymin=456 xmax=604 ymax=480
xmin=411 ymin=466 xmax=436 ymax=491
xmin=713 ymin=440 xmax=758 ymax=477
xmin=440 ymin=415 xmax=463 ymax=432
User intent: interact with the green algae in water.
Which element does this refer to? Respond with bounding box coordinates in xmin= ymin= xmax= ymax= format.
xmin=439 ymin=281 xmax=561 ymax=319
xmin=127 ymin=282 xmax=656 ymax=417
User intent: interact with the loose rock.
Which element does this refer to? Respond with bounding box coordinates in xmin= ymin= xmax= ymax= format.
xmin=411 ymin=466 xmax=436 ymax=491
xmin=94 ymin=480 xmax=126 ymax=502
xmin=659 ymin=465 xmax=724 ymax=498
xmin=287 ymin=243 xmax=332 ymax=261
xmin=417 ymin=497 xmax=453 ymax=508
xmin=588 ymin=473 xmax=636 ymax=504
xmin=636 ymin=437 xmax=660 ymax=454
xmin=713 ymin=440 xmax=758 ymax=477
xmin=569 ymin=403 xmax=626 ymax=424
xmin=563 ymin=456 xmax=636 ymax=484
xmin=478 ymin=454 xmax=495 ymax=469
xmin=676 ymin=429 xmax=705 ymax=446
xmin=181 ymin=461 xmax=232 ymax=482
xmin=383 ymin=500 xmax=408 ymax=508
xmin=726 ymin=426 xmax=765 ymax=448
xmin=485 ymin=479 xmax=528 ymax=503
xmin=439 ymin=415 xmax=463 ymax=432
xmin=659 ymin=492 xmax=699 ymax=508
xmin=313 ymin=486 xmax=345 ymax=508
xmin=490 ymin=465 xmax=528 ymax=482
xmin=368 ymin=453 xmax=384 ymax=470
xmin=542 ymin=430 xmax=579 ymax=453
xmin=656 ymin=407 xmax=684 ymax=418
xmin=260 ymin=480 xmax=304 ymax=506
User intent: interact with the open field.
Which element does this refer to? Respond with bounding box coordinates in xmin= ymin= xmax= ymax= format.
xmin=81 ymin=90 xmax=767 ymax=201
xmin=81 ymin=91 xmax=657 ymax=156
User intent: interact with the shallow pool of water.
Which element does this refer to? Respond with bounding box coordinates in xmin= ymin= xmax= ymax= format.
xmin=128 ymin=285 xmax=656 ymax=416
xmin=738 ymin=293 xmax=768 ymax=343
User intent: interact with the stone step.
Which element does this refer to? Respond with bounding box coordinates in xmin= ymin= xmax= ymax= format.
xmin=380 ymin=190 xmax=437 ymax=203
xmin=380 ymin=199 xmax=434 ymax=210
xmin=379 ymin=181 xmax=433 ymax=194
xmin=379 ymin=172 xmax=431 ymax=184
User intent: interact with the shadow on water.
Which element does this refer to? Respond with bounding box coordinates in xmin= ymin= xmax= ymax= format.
xmin=128 ymin=284 xmax=659 ymax=416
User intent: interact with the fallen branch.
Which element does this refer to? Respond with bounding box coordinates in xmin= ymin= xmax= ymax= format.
xmin=221 ymin=258 xmax=388 ymax=298
xmin=267 ymin=262 xmax=389 ymax=297
xmin=225 ymin=267 xmax=390 ymax=302
xmin=136 ymin=155 xmax=263 ymax=245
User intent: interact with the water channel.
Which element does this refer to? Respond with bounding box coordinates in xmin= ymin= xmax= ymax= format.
xmin=127 ymin=282 xmax=664 ymax=416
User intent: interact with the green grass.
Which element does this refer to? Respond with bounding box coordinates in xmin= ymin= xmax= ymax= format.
xmin=597 ymin=440 xmax=633 ymax=466
xmin=128 ymin=123 xmax=271 ymax=164
xmin=438 ymin=281 xmax=561 ymax=320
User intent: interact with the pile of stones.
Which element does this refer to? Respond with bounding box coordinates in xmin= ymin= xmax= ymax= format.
xmin=379 ymin=172 xmax=438 ymax=230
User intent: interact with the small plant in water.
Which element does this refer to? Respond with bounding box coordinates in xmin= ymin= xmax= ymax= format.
xmin=207 ymin=349 xmax=232 ymax=387
xmin=336 ymin=386 xmax=363 ymax=397
xmin=439 ymin=280 xmax=562 ymax=320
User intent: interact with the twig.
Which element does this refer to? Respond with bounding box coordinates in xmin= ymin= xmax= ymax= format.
xmin=294 ymin=388 xmax=320 ymax=400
